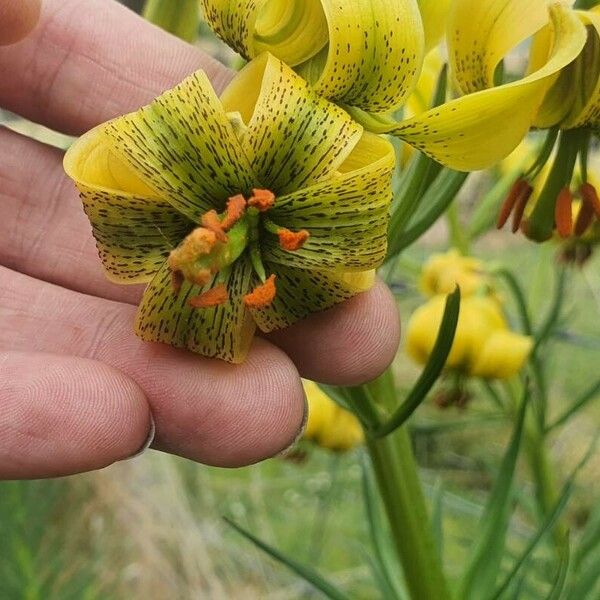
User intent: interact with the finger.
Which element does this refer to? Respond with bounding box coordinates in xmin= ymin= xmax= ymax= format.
xmin=265 ymin=279 xmax=401 ymax=386
xmin=1 ymin=265 xmax=306 ymax=467
xmin=0 ymin=0 xmax=41 ymax=46
xmin=0 ymin=0 xmax=232 ymax=134
xmin=0 ymin=351 xmax=152 ymax=479
xmin=0 ymin=128 xmax=400 ymax=385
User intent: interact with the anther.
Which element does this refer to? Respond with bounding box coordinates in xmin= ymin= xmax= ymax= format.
xmin=580 ymin=183 xmax=600 ymax=219
xmin=248 ymin=188 xmax=275 ymax=212
xmin=243 ymin=274 xmax=277 ymax=308
xmin=511 ymin=184 xmax=533 ymax=234
xmin=221 ymin=194 xmax=247 ymax=230
xmin=278 ymin=228 xmax=310 ymax=251
xmin=555 ymin=187 xmax=574 ymax=239
xmin=188 ymin=283 xmax=229 ymax=308
xmin=171 ymin=270 xmax=184 ymax=295
xmin=201 ymin=210 xmax=228 ymax=242
xmin=574 ymin=198 xmax=595 ymax=237
xmin=497 ymin=179 xmax=529 ymax=230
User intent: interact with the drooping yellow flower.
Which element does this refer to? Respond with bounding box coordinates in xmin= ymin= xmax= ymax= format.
xmin=419 ymin=249 xmax=491 ymax=298
xmin=303 ymin=381 xmax=364 ymax=452
xmin=200 ymin=0 xmax=585 ymax=171
xmin=64 ymin=54 xmax=394 ymax=363
xmin=406 ymin=295 xmax=533 ymax=380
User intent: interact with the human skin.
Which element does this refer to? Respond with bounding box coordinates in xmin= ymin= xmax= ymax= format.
xmin=0 ymin=0 xmax=400 ymax=478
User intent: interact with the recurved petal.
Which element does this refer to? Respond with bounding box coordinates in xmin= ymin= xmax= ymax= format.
xmin=220 ymin=53 xmax=363 ymax=194
xmin=64 ymin=130 xmax=192 ymax=284
xmin=203 ymin=0 xmax=425 ymax=113
xmin=135 ymin=257 xmax=256 ymax=363
xmin=102 ymin=70 xmax=256 ymax=222
xmin=470 ymin=330 xmax=533 ymax=379
xmin=418 ymin=0 xmax=451 ymax=53
xmin=250 ymin=264 xmax=374 ymax=333
xmin=369 ymin=3 xmax=587 ymax=171
xmin=263 ymin=132 xmax=395 ymax=271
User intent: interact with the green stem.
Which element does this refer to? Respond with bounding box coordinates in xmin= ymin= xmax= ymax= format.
xmin=446 ymin=202 xmax=470 ymax=255
xmin=364 ymin=371 xmax=451 ymax=600
xmin=142 ymin=0 xmax=200 ymax=42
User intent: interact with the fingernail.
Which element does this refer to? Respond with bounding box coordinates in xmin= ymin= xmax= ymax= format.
xmin=276 ymin=388 xmax=309 ymax=458
xmin=125 ymin=413 xmax=156 ymax=460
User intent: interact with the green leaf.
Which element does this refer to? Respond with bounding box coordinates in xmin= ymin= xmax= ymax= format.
xmin=458 ymin=389 xmax=529 ymax=600
xmin=224 ymin=517 xmax=351 ymax=600
xmin=494 ymin=269 xmax=534 ymax=335
xmin=547 ymin=378 xmax=600 ymax=432
xmin=361 ymin=455 xmax=407 ymax=600
xmin=386 ymin=169 xmax=469 ymax=259
xmin=373 ymin=287 xmax=461 ymax=438
xmin=431 ymin=479 xmax=444 ymax=560
xmin=533 ymin=267 xmax=568 ymax=352
xmin=546 ymin=542 xmax=570 ymax=600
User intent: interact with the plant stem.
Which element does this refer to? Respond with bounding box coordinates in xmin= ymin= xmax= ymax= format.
xmin=364 ymin=371 xmax=451 ymax=600
xmin=446 ymin=202 xmax=470 ymax=255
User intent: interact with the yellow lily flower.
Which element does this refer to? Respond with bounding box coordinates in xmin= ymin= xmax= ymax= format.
xmin=200 ymin=0 xmax=586 ymax=171
xmin=419 ymin=249 xmax=491 ymax=298
xmin=303 ymin=381 xmax=364 ymax=452
xmin=64 ymin=54 xmax=394 ymax=363
xmin=406 ymin=295 xmax=533 ymax=380
xmin=490 ymin=4 xmax=600 ymax=241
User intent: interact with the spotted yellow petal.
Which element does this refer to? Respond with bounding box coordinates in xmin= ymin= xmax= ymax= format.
xmin=354 ymin=2 xmax=586 ymax=171
xmin=135 ymin=257 xmax=256 ymax=363
xmin=250 ymin=264 xmax=374 ymax=333
xmin=202 ymin=0 xmax=425 ymax=113
xmin=101 ymin=70 xmax=256 ymax=222
xmin=263 ymin=132 xmax=394 ymax=271
xmin=64 ymin=130 xmax=192 ymax=284
xmin=220 ymin=53 xmax=363 ymax=195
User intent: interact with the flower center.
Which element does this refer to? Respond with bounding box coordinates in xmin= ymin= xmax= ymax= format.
xmin=167 ymin=189 xmax=310 ymax=309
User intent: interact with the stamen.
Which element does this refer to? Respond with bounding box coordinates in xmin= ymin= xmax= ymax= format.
xmin=511 ymin=184 xmax=533 ymax=234
xmin=201 ymin=210 xmax=228 ymax=242
xmin=243 ymin=274 xmax=277 ymax=309
xmin=221 ymin=194 xmax=247 ymax=231
xmin=574 ymin=197 xmax=595 ymax=237
xmin=497 ymin=179 xmax=530 ymax=230
xmin=192 ymin=269 xmax=212 ymax=287
xmin=555 ymin=187 xmax=574 ymax=239
xmin=580 ymin=183 xmax=600 ymax=219
xmin=248 ymin=188 xmax=275 ymax=212
xmin=188 ymin=283 xmax=229 ymax=308
xmin=278 ymin=228 xmax=310 ymax=251
xmin=168 ymin=228 xmax=217 ymax=271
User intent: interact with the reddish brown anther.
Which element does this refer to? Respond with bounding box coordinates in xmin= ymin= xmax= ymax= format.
xmin=171 ymin=270 xmax=184 ymax=294
xmin=575 ymin=196 xmax=596 ymax=237
xmin=555 ymin=187 xmax=574 ymax=239
xmin=248 ymin=188 xmax=275 ymax=212
xmin=188 ymin=283 xmax=229 ymax=308
xmin=243 ymin=274 xmax=277 ymax=309
xmin=497 ymin=179 xmax=530 ymax=230
xmin=278 ymin=228 xmax=310 ymax=251
xmin=201 ymin=210 xmax=228 ymax=242
xmin=221 ymin=194 xmax=247 ymax=230
xmin=580 ymin=183 xmax=600 ymax=219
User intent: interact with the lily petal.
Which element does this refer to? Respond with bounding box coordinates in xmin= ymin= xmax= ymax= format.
xmin=250 ymin=263 xmax=374 ymax=333
xmin=64 ymin=131 xmax=191 ymax=284
xmin=220 ymin=53 xmax=363 ymax=194
xmin=418 ymin=0 xmax=451 ymax=53
xmin=135 ymin=257 xmax=256 ymax=363
xmin=263 ymin=132 xmax=395 ymax=271
xmin=353 ymin=3 xmax=587 ymax=171
xmin=101 ymin=70 xmax=256 ymax=222
xmin=202 ymin=0 xmax=425 ymax=113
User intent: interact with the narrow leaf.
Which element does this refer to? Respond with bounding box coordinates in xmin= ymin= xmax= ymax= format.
xmin=373 ymin=287 xmax=461 ymax=437
xmin=458 ymin=390 xmax=529 ymax=599
xmin=546 ymin=541 xmax=570 ymax=600
xmin=224 ymin=518 xmax=351 ymax=600
xmin=547 ymin=378 xmax=600 ymax=432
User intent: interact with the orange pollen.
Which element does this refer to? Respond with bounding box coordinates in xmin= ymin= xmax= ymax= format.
xmin=188 ymin=283 xmax=229 ymax=309
xmin=201 ymin=210 xmax=228 ymax=243
xmin=243 ymin=275 xmax=277 ymax=309
xmin=248 ymin=188 xmax=276 ymax=212
xmin=278 ymin=228 xmax=310 ymax=251
xmin=168 ymin=228 xmax=217 ymax=272
xmin=221 ymin=194 xmax=247 ymax=231
xmin=555 ymin=187 xmax=574 ymax=239
xmin=497 ymin=179 xmax=528 ymax=230
xmin=580 ymin=183 xmax=600 ymax=219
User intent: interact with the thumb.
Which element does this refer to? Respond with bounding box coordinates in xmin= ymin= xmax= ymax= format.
xmin=0 ymin=0 xmax=41 ymax=45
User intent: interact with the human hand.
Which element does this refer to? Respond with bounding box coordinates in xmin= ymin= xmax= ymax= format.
xmin=0 ymin=0 xmax=400 ymax=478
